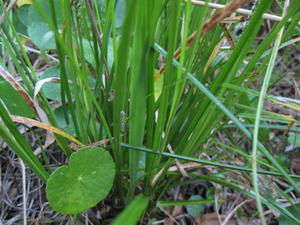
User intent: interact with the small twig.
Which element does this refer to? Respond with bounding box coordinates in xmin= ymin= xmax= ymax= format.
xmin=191 ymin=0 xmax=300 ymax=25
xmin=24 ymin=46 xmax=59 ymax=63
xmin=167 ymin=144 xmax=189 ymax=177
xmin=157 ymin=205 xmax=180 ymax=225
xmin=19 ymin=159 xmax=27 ymax=225
xmin=220 ymin=199 xmax=253 ymax=225
xmin=85 ymin=212 xmax=88 ymax=225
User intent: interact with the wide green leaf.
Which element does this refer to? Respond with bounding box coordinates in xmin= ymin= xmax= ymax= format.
xmin=288 ymin=134 xmax=300 ymax=148
xmin=27 ymin=1 xmax=63 ymax=49
xmin=46 ymin=147 xmax=115 ymax=214
xmin=39 ymin=66 xmax=61 ymax=101
xmin=27 ymin=22 xmax=56 ymax=49
xmin=186 ymin=195 xmax=206 ymax=217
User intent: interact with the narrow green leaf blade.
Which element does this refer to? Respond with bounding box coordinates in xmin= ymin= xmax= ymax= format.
xmin=111 ymin=194 xmax=149 ymax=225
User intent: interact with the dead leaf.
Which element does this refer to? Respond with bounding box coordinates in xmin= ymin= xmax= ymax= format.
xmin=196 ymin=213 xmax=236 ymax=225
xmin=164 ymin=204 xmax=183 ymax=225
xmin=157 ymin=0 xmax=251 ymax=78
xmin=168 ymin=162 xmax=202 ymax=172
xmin=0 ymin=66 xmax=62 ymax=151
xmin=34 ymin=77 xmax=61 ymax=99
xmin=202 ymin=0 xmax=251 ymax=35
xmin=168 ymin=144 xmax=189 ymax=177
xmin=204 ymin=40 xmax=222 ymax=73
xmin=10 ymin=115 xmax=84 ymax=146
xmin=17 ymin=0 xmax=32 ymax=7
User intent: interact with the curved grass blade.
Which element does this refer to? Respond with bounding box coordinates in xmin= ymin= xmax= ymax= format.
xmin=251 ymin=1 xmax=290 ymax=223
xmin=120 ymin=143 xmax=300 ymax=179
xmin=10 ymin=115 xmax=84 ymax=146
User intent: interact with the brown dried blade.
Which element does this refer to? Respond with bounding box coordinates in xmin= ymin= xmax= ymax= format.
xmin=0 ymin=66 xmax=37 ymax=114
xmin=157 ymin=0 xmax=251 ymax=77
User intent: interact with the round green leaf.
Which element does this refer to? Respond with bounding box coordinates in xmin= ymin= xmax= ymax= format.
xmin=17 ymin=5 xmax=30 ymax=27
xmin=115 ymin=0 xmax=126 ymax=29
xmin=29 ymin=0 xmax=63 ymax=25
xmin=13 ymin=7 xmax=28 ymax=35
xmin=288 ymin=134 xmax=300 ymax=148
xmin=82 ymin=39 xmax=96 ymax=66
xmin=46 ymin=147 xmax=115 ymax=214
xmin=39 ymin=67 xmax=61 ymax=101
xmin=82 ymin=38 xmax=114 ymax=69
xmin=186 ymin=195 xmax=205 ymax=217
xmin=27 ymin=22 xmax=56 ymax=50
xmin=27 ymin=1 xmax=63 ymax=50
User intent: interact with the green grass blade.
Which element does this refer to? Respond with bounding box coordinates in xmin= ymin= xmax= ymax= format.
xmin=120 ymin=143 xmax=300 ymax=179
xmin=127 ymin=2 xmax=148 ymax=200
xmin=0 ymin=101 xmax=49 ymax=182
xmin=158 ymin=199 xmax=214 ymax=207
xmin=154 ymin=43 xmax=300 ymax=198
xmin=252 ymin=2 xmax=291 ymax=223
xmin=111 ymin=194 xmax=149 ymax=225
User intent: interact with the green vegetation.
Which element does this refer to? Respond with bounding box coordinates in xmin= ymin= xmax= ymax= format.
xmin=46 ymin=147 xmax=115 ymax=214
xmin=0 ymin=0 xmax=300 ymax=224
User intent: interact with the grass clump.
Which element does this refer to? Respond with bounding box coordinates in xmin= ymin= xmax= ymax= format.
xmin=1 ymin=0 xmax=300 ymax=224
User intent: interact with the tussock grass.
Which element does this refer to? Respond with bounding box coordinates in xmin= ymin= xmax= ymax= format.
xmin=1 ymin=0 xmax=300 ymax=223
